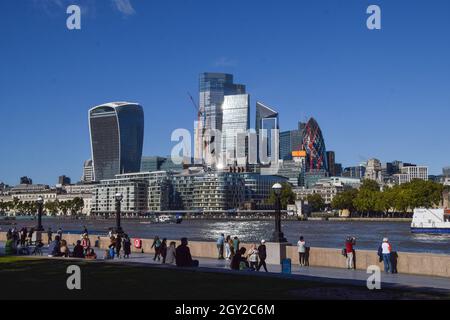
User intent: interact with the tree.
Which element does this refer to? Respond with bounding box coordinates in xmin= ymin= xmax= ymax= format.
xmin=360 ymin=179 xmax=380 ymax=192
xmin=353 ymin=188 xmax=379 ymax=216
xmin=306 ymin=193 xmax=326 ymax=212
xmin=268 ymin=183 xmax=296 ymax=210
xmin=71 ymin=197 xmax=84 ymax=215
xmin=331 ymin=188 xmax=358 ymax=213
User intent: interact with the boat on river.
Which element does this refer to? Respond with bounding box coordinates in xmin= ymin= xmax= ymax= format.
xmin=411 ymin=208 xmax=450 ymax=234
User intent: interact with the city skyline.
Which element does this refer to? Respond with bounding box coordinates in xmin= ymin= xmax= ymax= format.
xmin=1 ymin=0 xmax=450 ymax=185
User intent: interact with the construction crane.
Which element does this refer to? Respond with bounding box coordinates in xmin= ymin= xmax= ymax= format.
xmin=187 ymin=92 xmax=206 ymax=164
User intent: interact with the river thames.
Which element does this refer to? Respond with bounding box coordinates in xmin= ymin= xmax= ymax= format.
xmin=2 ymin=217 xmax=449 ymax=255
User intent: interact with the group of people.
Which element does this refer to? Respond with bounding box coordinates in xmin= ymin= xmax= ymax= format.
xmin=105 ymin=233 xmax=132 ymax=259
xmin=48 ymin=231 xmax=97 ymax=259
xmin=150 ymin=236 xmax=199 ymax=267
xmin=343 ymin=236 xmax=398 ymax=273
xmin=216 ymin=234 xmax=269 ymax=272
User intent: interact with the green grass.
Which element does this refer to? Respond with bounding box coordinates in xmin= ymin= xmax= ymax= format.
xmin=0 ymin=257 xmax=449 ymax=300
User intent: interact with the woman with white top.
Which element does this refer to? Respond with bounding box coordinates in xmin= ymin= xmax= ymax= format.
xmin=247 ymin=244 xmax=259 ymax=270
xmin=381 ymin=237 xmax=392 ymax=273
xmin=297 ymin=236 xmax=306 ymax=266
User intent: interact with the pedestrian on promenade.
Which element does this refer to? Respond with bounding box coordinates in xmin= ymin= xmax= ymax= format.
xmin=345 ymin=236 xmax=356 ymax=269
xmin=230 ymin=247 xmax=249 ymax=271
xmin=20 ymin=227 xmax=27 ymax=247
xmin=224 ymin=235 xmax=232 ymax=260
xmin=57 ymin=228 xmax=63 ymax=240
xmin=82 ymin=225 xmax=88 ymax=235
xmin=297 ymin=236 xmax=306 ymax=266
xmin=380 ymin=238 xmax=393 ymax=273
xmin=108 ymin=236 xmax=116 ymax=259
xmin=48 ymin=235 xmax=61 ymax=257
xmin=228 ymin=236 xmax=235 ymax=258
xmin=233 ymin=236 xmax=240 ymax=254
xmin=217 ymin=234 xmax=225 ymax=259
xmin=152 ymin=236 xmax=162 ymax=261
xmin=115 ymin=233 xmax=122 ymax=259
xmin=166 ymin=241 xmax=177 ymax=264
xmin=27 ymin=228 xmax=34 ymax=245
xmin=123 ymin=234 xmax=131 ymax=259
xmin=73 ymin=240 xmax=85 ymax=258
xmin=175 ymin=238 xmax=199 ymax=267
xmin=247 ymin=244 xmax=259 ymax=270
xmin=47 ymin=228 xmax=53 ymax=245
xmin=160 ymin=238 xmax=168 ymax=263
xmin=81 ymin=234 xmax=91 ymax=255
xmin=107 ymin=228 xmax=113 ymax=238
xmin=257 ymin=240 xmax=268 ymax=272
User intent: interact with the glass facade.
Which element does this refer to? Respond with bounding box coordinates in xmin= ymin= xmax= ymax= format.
xmin=89 ymin=102 xmax=144 ymax=181
xmin=221 ymin=94 xmax=250 ymax=166
xmin=302 ymin=118 xmax=328 ymax=172
xmin=197 ymin=73 xmax=246 ymax=164
xmin=256 ymin=102 xmax=279 ymax=161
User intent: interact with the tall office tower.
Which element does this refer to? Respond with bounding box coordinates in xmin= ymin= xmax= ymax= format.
xmin=58 ymin=175 xmax=71 ymax=186
xmin=81 ymin=159 xmax=94 ymax=183
xmin=221 ymin=94 xmax=250 ymax=167
xmin=89 ymin=102 xmax=144 ymax=181
xmin=326 ymin=151 xmax=336 ymax=176
xmin=255 ymin=102 xmax=279 ymax=162
xmin=279 ymin=121 xmax=305 ymax=161
xmin=302 ymin=118 xmax=328 ymax=172
xmin=334 ymin=163 xmax=343 ymax=177
xmin=195 ymin=73 xmax=246 ymax=166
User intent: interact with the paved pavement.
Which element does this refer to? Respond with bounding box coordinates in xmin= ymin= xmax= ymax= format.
xmin=2 ymin=242 xmax=450 ymax=291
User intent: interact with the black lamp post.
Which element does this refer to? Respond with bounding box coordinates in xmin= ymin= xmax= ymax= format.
xmin=271 ymin=183 xmax=287 ymax=243
xmin=115 ymin=192 xmax=123 ymax=234
xmin=36 ymin=196 xmax=44 ymax=231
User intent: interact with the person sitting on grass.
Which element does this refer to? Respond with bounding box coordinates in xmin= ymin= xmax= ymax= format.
xmin=230 ymin=247 xmax=249 ymax=271
xmin=175 ymin=238 xmax=199 ymax=267
xmin=72 ymin=240 xmax=85 ymax=258
xmin=48 ymin=235 xmax=61 ymax=257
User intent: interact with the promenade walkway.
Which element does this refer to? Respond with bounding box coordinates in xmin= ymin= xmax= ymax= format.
xmin=1 ymin=242 xmax=450 ymax=292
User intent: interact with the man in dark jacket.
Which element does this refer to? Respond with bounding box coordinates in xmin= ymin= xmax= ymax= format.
xmin=257 ymin=240 xmax=268 ymax=272
xmin=230 ymin=247 xmax=248 ymax=271
xmin=176 ymin=238 xmax=199 ymax=267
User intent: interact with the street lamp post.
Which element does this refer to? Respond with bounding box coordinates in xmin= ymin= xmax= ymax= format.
xmin=115 ymin=192 xmax=123 ymax=234
xmin=271 ymin=183 xmax=287 ymax=243
xmin=36 ymin=196 xmax=44 ymax=231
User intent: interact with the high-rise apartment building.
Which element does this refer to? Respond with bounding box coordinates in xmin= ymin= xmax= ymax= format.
xmin=89 ymin=102 xmax=144 ymax=181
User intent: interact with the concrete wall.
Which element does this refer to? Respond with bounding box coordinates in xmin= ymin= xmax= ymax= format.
xmin=1 ymin=232 xmax=449 ymax=278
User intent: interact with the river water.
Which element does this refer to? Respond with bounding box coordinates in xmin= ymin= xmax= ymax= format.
xmin=2 ymin=217 xmax=449 ymax=255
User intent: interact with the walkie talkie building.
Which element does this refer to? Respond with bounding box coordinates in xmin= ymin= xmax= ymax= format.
xmin=89 ymin=102 xmax=144 ymax=181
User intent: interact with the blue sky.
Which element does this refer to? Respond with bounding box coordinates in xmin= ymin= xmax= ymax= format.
xmin=1 ymin=0 xmax=449 ymax=185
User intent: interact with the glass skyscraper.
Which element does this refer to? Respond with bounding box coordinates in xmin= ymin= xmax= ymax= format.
xmin=89 ymin=102 xmax=144 ymax=181
xmin=221 ymin=94 xmax=250 ymax=166
xmin=196 ymin=73 xmax=246 ymax=165
xmin=255 ymin=102 xmax=279 ymax=162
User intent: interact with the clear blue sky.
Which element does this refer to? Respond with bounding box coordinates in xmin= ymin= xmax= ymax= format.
xmin=1 ymin=0 xmax=449 ymax=185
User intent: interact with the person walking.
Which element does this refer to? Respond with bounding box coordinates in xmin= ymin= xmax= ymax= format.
xmin=57 ymin=228 xmax=63 ymax=240
xmin=247 ymin=244 xmax=259 ymax=271
xmin=152 ymin=236 xmax=162 ymax=261
xmin=381 ymin=237 xmax=393 ymax=273
xmin=108 ymin=236 xmax=116 ymax=259
xmin=216 ymin=234 xmax=225 ymax=259
xmin=160 ymin=238 xmax=168 ymax=263
xmin=257 ymin=240 xmax=268 ymax=272
xmin=233 ymin=236 xmax=240 ymax=255
xmin=297 ymin=236 xmax=307 ymax=267
xmin=20 ymin=227 xmax=27 ymax=247
xmin=115 ymin=233 xmax=122 ymax=259
xmin=224 ymin=235 xmax=232 ymax=260
xmin=345 ymin=236 xmax=356 ymax=269
xmin=123 ymin=234 xmax=131 ymax=259
xmin=81 ymin=234 xmax=91 ymax=255
xmin=47 ymin=228 xmax=53 ymax=245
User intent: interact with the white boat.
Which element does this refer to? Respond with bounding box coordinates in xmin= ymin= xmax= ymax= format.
xmin=157 ymin=215 xmax=176 ymax=223
xmin=411 ymin=208 xmax=450 ymax=234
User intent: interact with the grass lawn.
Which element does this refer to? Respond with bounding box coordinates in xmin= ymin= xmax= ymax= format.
xmin=0 ymin=257 xmax=449 ymax=300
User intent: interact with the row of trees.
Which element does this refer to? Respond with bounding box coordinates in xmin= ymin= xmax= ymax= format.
xmin=0 ymin=197 xmax=84 ymax=215
xmin=331 ymin=179 xmax=444 ymax=217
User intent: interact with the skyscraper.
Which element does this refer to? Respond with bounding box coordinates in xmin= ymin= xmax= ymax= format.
xmin=221 ymin=94 xmax=250 ymax=167
xmin=81 ymin=159 xmax=94 ymax=183
xmin=195 ymin=73 xmax=246 ymax=165
xmin=326 ymin=151 xmax=336 ymax=176
xmin=256 ymin=102 xmax=279 ymax=162
xmin=302 ymin=118 xmax=328 ymax=172
xmin=89 ymin=102 xmax=144 ymax=181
